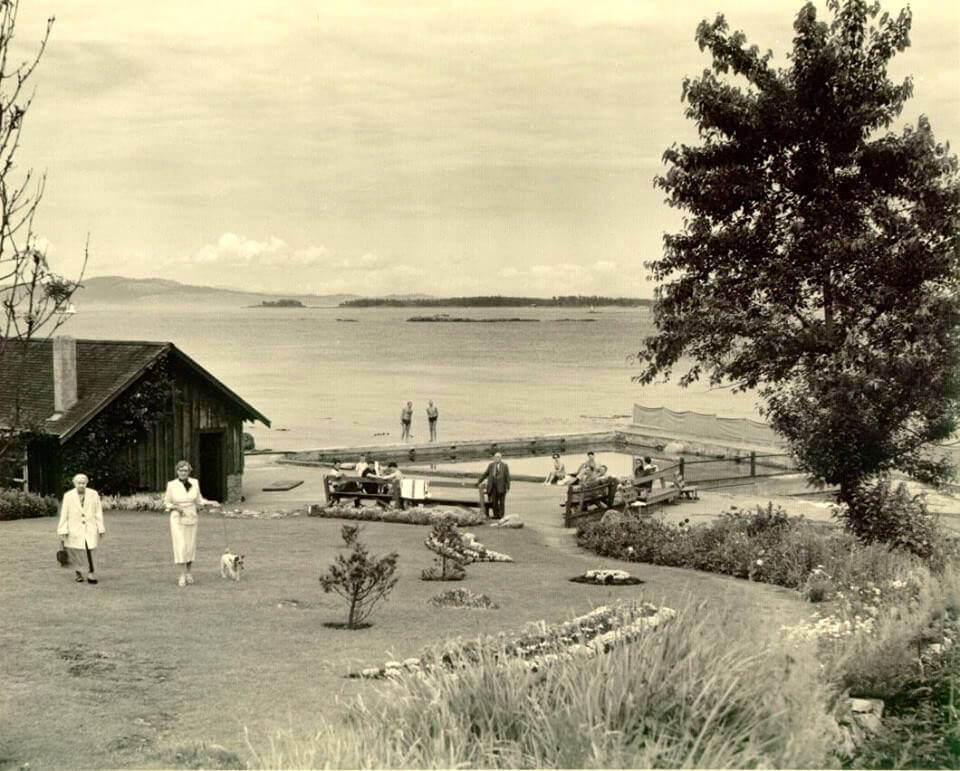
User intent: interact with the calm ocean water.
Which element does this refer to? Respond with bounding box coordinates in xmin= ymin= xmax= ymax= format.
xmin=58 ymin=305 xmax=763 ymax=451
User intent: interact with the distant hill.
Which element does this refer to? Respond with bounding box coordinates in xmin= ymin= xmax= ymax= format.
xmin=73 ymin=276 xmax=360 ymax=308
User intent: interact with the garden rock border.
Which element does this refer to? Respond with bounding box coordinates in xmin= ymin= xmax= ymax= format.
xmin=349 ymin=602 xmax=675 ymax=679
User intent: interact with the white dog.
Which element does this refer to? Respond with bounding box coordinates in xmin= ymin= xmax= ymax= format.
xmin=219 ymin=550 xmax=245 ymax=581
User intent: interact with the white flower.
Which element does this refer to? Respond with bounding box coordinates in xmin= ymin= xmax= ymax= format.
xmin=756 ymin=559 xmax=764 ymax=566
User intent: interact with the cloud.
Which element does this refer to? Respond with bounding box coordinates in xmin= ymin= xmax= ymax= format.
xmin=188 ymin=233 xmax=330 ymax=267
xmin=177 ymin=233 xmax=426 ymax=294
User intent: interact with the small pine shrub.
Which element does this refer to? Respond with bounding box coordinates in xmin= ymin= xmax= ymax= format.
xmin=0 ymin=488 xmax=59 ymax=520
xmin=319 ymin=525 xmax=398 ymax=629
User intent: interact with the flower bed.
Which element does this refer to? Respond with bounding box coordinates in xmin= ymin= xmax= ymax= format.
xmin=101 ymin=493 xmax=165 ymax=512
xmin=309 ymin=503 xmax=484 ymax=527
xmin=781 ymin=563 xmax=931 ymax=645
xmin=429 ymin=588 xmax=499 ymax=609
xmin=350 ymin=602 xmax=675 ymax=679
xmin=102 ymin=494 xmax=304 ymax=520
xmin=570 ymin=569 xmax=643 ymax=586
xmin=222 ymin=507 xmax=304 ymax=519
xmin=425 ymin=530 xmax=513 ymax=563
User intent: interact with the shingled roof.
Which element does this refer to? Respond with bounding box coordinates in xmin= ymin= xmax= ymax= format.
xmin=0 ymin=338 xmax=270 ymax=442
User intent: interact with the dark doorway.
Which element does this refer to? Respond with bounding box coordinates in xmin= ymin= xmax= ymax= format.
xmin=197 ymin=430 xmax=226 ymax=502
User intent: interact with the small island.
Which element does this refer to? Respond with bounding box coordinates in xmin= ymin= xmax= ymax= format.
xmin=254 ymin=299 xmax=305 ymax=308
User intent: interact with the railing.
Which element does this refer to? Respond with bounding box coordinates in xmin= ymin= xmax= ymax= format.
xmin=676 ymin=452 xmax=799 ymax=485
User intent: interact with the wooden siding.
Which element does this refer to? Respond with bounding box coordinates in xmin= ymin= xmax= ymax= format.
xmin=60 ymin=358 xmax=248 ymax=494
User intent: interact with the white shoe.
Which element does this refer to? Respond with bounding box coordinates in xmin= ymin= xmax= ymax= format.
xmin=178 ymin=575 xmax=186 ymax=587
xmin=185 ymin=574 xmax=194 ymax=585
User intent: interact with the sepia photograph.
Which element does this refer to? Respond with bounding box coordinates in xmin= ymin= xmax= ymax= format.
xmin=1 ymin=0 xmax=958 ymax=767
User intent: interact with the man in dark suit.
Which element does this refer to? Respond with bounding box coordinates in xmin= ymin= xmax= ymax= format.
xmin=478 ymin=452 xmax=510 ymax=519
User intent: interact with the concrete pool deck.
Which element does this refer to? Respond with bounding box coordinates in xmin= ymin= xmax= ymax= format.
xmin=242 ymin=454 xmax=960 ymax=533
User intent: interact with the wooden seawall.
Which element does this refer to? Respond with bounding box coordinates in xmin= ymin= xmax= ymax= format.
xmin=278 ymin=430 xmax=623 ymax=467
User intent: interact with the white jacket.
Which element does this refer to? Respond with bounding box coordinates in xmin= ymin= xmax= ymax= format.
xmin=163 ymin=478 xmax=209 ymax=525
xmin=56 ymin=488 xmax=105 ymax=549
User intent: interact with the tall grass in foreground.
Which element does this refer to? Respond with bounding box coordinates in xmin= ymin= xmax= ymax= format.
xmin=834 ymin=565 xmax=960 ymax=769
xmin=246 ymin=599 xmax=840 ymax=769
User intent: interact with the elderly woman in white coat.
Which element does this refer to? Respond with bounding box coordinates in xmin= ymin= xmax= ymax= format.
xmin=164 ymin=460 xmax=219 ymax=587
xmin=56 ymin=473 xmax=105 ymax=584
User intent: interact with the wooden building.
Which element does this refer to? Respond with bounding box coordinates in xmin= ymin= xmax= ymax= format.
xmin=0 ymin=337 xmax=270 ymax=500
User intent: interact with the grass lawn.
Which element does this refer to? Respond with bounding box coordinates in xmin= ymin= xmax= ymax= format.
xmin=1 ymin=501 xmax=813 ymax=769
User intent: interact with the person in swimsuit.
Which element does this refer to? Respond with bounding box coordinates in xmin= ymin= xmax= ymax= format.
xmin=400 ymin=401 xmax=413 ymax=441
xmin=543 ymin=454 xmax=566 ymax=485
xmin=426 ymin=400 xmax=439 ymax=441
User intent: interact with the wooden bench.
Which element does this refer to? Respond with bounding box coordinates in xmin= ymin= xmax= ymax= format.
xmin=323 ymin=474 xmax=399 ymax=507
xmin=561 ymin=477 xmax=618 ymax=528
xmin=624 ymin=486 xmax=681 ymax=514
xmin=322 ymin=473 xmax=483 ymax=510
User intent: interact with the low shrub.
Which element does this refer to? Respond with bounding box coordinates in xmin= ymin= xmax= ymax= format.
xmin=0 ymin=488 xmax=59 ymax=520
xmin=837 ymin=476 xmax=946 ymax=567
xmin=421 ymin=564 xmax=466 ymax=581
xmin=578 ymin=504 xmax=950 ymax=598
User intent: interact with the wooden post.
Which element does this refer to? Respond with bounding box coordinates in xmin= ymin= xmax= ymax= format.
xmin=750 ymin=452 xmax=756 ymax=477
xmin=679 ymin=457 xmax=685 ymax=479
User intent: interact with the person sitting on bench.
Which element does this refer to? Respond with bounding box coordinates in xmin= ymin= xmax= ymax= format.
xmin=327 ymin=460 xmax=361 ymax=498
xmin=326 ymin=459 xmax=347 ymax=490
xmin=378 ymin=461 xmax=403 ymax=482
xmin=371 ymin=461 xmax=403 ymax=501
xmin=637 ymin=456 xmax=657 ymax=491
xmin=355 ymin=454 xmax=371 ymax=477
xmin=567 ymin=463 xmax=607 ymax=488
xmin=559 ymin=452 xmax=597 ymax=486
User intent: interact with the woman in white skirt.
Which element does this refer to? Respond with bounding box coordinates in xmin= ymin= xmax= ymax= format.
xmin=164 ymin=460 xmax=220 ymax=587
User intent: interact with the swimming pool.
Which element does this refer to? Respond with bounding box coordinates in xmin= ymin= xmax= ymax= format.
xmin=406 ymin=450 xmax=795 ymax=484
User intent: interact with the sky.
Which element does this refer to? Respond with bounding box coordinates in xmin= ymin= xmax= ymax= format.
xmin=13 ymin=0 xmax=960 ymax=298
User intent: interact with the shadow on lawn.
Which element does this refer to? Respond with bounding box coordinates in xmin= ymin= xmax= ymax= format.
xmin=323 ymin=621 xmax=374 ymax=630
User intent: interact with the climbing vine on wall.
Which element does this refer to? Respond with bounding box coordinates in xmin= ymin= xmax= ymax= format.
xmin=60 ymin=356 xmax=176 ymax=494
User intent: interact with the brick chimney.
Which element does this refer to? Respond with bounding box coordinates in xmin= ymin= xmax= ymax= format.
xmin=52 ymin=336 xmax=78 ymax=414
